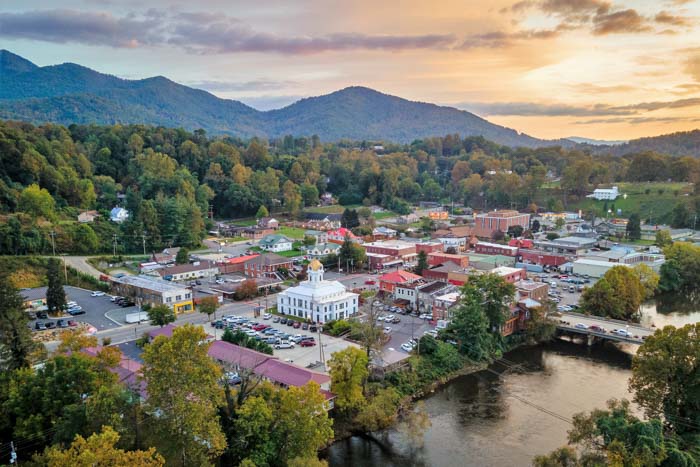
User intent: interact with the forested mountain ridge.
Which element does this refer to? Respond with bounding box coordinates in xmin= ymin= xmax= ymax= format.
xmin=590 ymin=129 xmax=700 ymax=158
xmin=0 ymin=50 xmax=557 ymax=147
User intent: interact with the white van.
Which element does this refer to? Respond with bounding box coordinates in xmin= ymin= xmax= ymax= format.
xmin=550 ymin=281 xmax=558 ymax=288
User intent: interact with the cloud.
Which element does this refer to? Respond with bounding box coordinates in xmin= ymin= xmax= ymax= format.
xmin=0 ymin=9 xmax=161 ymax=47
xmin=654 ymin=11 xmax=693 ymax=27
xmin=685 ymin=51 xmax=700 ymax=82
xmin=0 ymin=8 xmax=457 ymax=54
xmin=460 ymin=28 xmax=560 ymax=48
xmin=237 ymin=95 xmax=306 ymax=111
xmin=188 ymin=79 xmax=297 ymax=92
xmin=592 ymin=9 xmax=652 ymax=35
xmin=574 ymin=116 xmax=700 ymax=124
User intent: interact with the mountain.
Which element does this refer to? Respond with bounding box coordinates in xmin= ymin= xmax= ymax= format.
xmin=590 ymin=130 xmax=700 ymax=157
xmin=567 ymin=136 xmax=627 ymax=146
xmin=0 ymin=50 xmax=561 ymax=147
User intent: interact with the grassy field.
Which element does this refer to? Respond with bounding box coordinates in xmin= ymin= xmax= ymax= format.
xmin=230 ymin=219 xmax=257 ymax=226
xmin=278 ymin=226 xmax=306 ymax=239
xmin=565 ymin=182 xmax=693 ymax=220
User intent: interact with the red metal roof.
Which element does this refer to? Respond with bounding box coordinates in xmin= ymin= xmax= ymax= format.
xmin=254 ymin=358 xmax=330 ymax=387
xmin=379 ymin=270 xmax=422 ymax=283
xmin=225 ymin=254 xmax=260 ymax=264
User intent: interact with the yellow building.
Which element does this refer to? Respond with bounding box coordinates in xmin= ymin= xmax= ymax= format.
xmin=111 ymin=275 xmax=194 ymax=313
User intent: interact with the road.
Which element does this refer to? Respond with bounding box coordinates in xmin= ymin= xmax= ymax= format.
xmin=555 ymin=311 xmax=654 ymax=344
xmin=60 ymin=256 xmax=104 ymax=279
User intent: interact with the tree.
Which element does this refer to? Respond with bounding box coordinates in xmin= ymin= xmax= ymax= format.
xmin=198 ymin=296 xmax=220 ymax=322
xmin=341 ymin=208 xmax=360 ymax=229
xmin=546 ymin=232 xmax=560 ymax=241
xmin=0 ymin=275 xmax=37 ymax=370
xmin=175 ymin=248 xmax=189 ymax=264
xmin=655 ymin=229 xmax=673 ymax=248
xmin=532 ymin=446 xmax=581 ymax=467
xmin=630 ymin=323 xmax=700 ymax=434
xmin=579 ymin=266 xmax=644 ymax=321
xmin=338 ymin=234 xmax=366 ymax=271
xmin=658 ymin=242 xmax=700 ymax=293
xmin=18 ymin=183 xmax=56 ymax=219
xmin=554 ymin=217 xmax=566 ymax=230
xmin=631 ymin=263 xmax=659 ymax=300
xmin=532 ymin=219 xmax=541 ymax=233
xmin=491 ymin=229 xmax=505 ymax=242
xmin=416 ymin=250 xmax=429 ymax=275
xmin=46 ymin=258 xmax=67 ymax=315
xmin=626 ymin=213 xmax=641 ymax=240
xmin=147 ymin=304 xmax=176 ymax=328
xmin=328 ymin=347 xmax=368 ymax=414
xmin=235 ymin=279 xmax=258 ymax=300
xmin=141 ymin=324 xmax=226 ymax=465
xmin=507 ymin=225 xmax=524 ymax=238
xmin=35 ymin=426 xmax=164 ymax=466
xmin=355 ymin=387 xmax=402 ymax=432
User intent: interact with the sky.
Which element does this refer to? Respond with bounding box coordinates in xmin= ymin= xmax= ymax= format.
xmin=1 ymin=0 xmax=699 ymax=141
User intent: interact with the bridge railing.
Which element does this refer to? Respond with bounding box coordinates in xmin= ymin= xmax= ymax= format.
xmin=556 ymin=311 xmax=652 ymax=332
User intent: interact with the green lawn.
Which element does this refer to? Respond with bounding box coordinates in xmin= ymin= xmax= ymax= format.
xmin=303 ymin=204 xmax=361 ymax=214
xmin=230 ymin=219 xmax=257 ymax=226
xmin=374 ymin=211 xmax=398 ymax=220
xmin=565 ymin=182 xmax=693 ymax=220
xmin=278 ymin=226 xmax=306 ymax=239
xmin=275 ymin=249 xmax=303 ymax=258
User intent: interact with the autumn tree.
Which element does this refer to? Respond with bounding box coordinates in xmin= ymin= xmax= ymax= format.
xmin=18 ymin=183 xmax=56 ymax=219
xmin=255 ymin=204 xmax=269 ymax=219
xmin=579 ymin=266 xmax=644 ymax=321
xmin=46 ymin=257 xmax=67 ymax=315
xmin=655 ymin=229 xmax=673 ymax=248
xmin=631 ymin=263 xmax=659 ymax=300
xmin=141 ymin=324 xmax=226 ymax=465
xmin=147 ymin=304 xmax=176 ymax=328
xmin=328 ymin=347 xmax=368 ymax=414
xmin=0 ymin=275 xmax=37 ymax=370
xmin=235 ymin=279 xmax=258 ymax=300
xmin=198 ymin=296 xmax=220 ymax=322
xmin=35 ymin=426 xmax=164 ymax=467
xmin=354 ymin=387 xmax=402 ymax=432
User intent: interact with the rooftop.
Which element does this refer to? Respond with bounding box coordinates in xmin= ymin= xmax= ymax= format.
xmin=156 ymin=262 xmax=218 ymax=276
xmin=363 ymin=240 xmax=415 ymax=249
xmin=476 ymin=241 xmax=518 ymax=251
xmin=491 ymin=266 xmax=525 ymax=276
xmin=515 ymin=280 xmax=548 ymax=291
xmin=113 ymin=275 xmax=190 ymax=293
xmin=476 ymin=210 xmax=526 ymax=218
xmin=417 ymin=281 xmax=451 ymax=294
xmin=245 ymin=253 xmax=292 ymax=266
xmin=379 ymin=270 xmax=422 ymax=283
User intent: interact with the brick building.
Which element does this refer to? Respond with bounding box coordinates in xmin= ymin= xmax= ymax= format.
xmin=474 ymin=241 xmax=519 ymax=257
xmin=244 ymin=253 xmax=294 ymax=279
xmin=514 ymin=280 xmax=549 ymax=302
xmin=416 ymin=242 xmax=444 ymax=255
xmin=474 ymin=210 xmax=530 ymax=239
xmin=378 ymin=270 xmax=423 ymax=293
xmin=518 ymin=249 xmax=568 ymax=267
xmin=427 ymin=252 xmax=469 ymax=268
xmin=491 ymin=266 xmax=527 ymax=283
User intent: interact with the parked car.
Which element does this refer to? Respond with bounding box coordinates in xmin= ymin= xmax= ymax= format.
xmin=35 ymin=322 xmax=47 ymax=330
xmin=613 ymin=329 xmax=633 ymax=338
xmin=273 ymin=316 xmax=281 ymax=323
xmin=36 ymin=311 xmax=48 ymax=319
xmin=280 ymin=318 xmax=288 ymax=325
xmin=263 ymin=313 xmax=272 ymax=320
xmin=57 ymin=319 xmax=68 ymax=328
xmin=225 ymin=372 xmax=242 ymax=385
xmin=91 ymin=291 xmax=105 ymax=297
xmin=365 ymin=280 xmax=376 ymax=285
xmin=575 ymin=323 xmax=588 ymax=330
xmin=292 ymin=321 xmax=301 ymax=329
xmin=391 ymin=317 xmax=401 ymax=324
xmin=275 ymin=342 xmax=295 ymax=349
xmin=300 ymin=339 xmax=316 ymax=347
xmin=68 ymin=309 xmax=86 ymax=316
xmin=301 ymin=323 xmax=309 ymax=330
xmin=383 ymin=326 xmax=392 ymax=334
xmin=45 ymin=321 xmax=56 ymax=329
xmin=67 ymin=320 xmax=77 ymax=327
xmin=291 ymin=335 xmax=305 ymax=343
xmin=309 ymin=325 xmax=318 ymax=332
xmin=400 ymin=343 xmax=413 ymax=352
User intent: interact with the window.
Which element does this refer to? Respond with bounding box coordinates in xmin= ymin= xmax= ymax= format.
xmin=166 ymin=297 xmax=172 ymax=303
xmin=185 ymin=293 xmax=191 ymax=299
xmin=176 ymin=295 xmax=182 ymax=301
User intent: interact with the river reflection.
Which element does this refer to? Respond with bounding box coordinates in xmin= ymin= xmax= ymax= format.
xmin=327 ymin=296 xmax=699 ymax=467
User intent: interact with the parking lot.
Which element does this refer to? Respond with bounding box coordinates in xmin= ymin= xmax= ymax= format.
xmin=26 ymin=286 xmax=134 ymax=332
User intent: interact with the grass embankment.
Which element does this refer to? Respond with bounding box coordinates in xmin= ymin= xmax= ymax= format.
xmin=1 ymin=256 xmax=109 ymax=291
xmin=566 ymin=182 xmax=693 ymax=220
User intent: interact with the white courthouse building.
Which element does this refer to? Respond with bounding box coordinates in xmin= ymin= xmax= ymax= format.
xmin=277 ymin=260 xmax=358 ymax=323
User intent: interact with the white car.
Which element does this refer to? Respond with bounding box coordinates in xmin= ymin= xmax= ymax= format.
xmin=275 ymin=342 xmax=295 ymax=349
xmin=263 ymin=313 xmax=272 ymax=320
xmin=613 ymin=329 xmax=633 ymax=338
xmin=574 ymin=323 xmax=588 ymax=330
xmin=424 ymin=329 xmax=438 ymax=337
xmin=377 ymin=316 xmax=386 ymax=322
xmin=385 ymin=314 xmax=395 ymax=321
xmin=383 ymin=326 xmax=392 ymax=334
xmin=91 ymin=291 xmax=105 ymax=297
xmin=400 ymin=343 xmax=414 ymax=352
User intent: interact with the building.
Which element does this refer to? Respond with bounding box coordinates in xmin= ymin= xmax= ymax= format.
xmin=302 ymin=213 xmax=341 ymax=231
xmin=514 ymin=280 xmax=549 ymax=302
xmin=396 ymin=213 xmax=419 ymax=224
xmin=474 ymin=210 xmax=530 ymax=239
xmin=518 ymin=249 xmax=568 ymax=267
xmin=427 ymin=252 xmax=469 ymax=268
xmin=571 ymin=258 xmax=625 ymax=278
xmin=491 ymin=266 xmax=527 ymax=283
xmin=218 ymin=254 xmax=260 ymax=274
xmin=277 ymin=260 xmax=359 ymax=323
xmin=416 ymin=242 xmax=444 ymax=255
xmin=110 ymin=275 xmax=193 ymax=313
xmin=587 ymin=186 xmax=619 ymax=200
xmin=327 ymin=227 xmax=360 ymax=243
xmin=109 ymin=207 xmax=129 ymax=223
xmin=508 ymin=238 xmax=533 ymax=249
xmin=363 ymin=240 xmax=417 ymax=264
xmin=304 ymin=230 xmax=328 ymax=244
xmin=372 ymin=226 xmax=398 ymax=240
xmin=428 ymin=210 xmax=449 ymax=220
xmin=394 ymin=280 xmax=454 ymax=312
xmin=303 ymin=242 xmax=340 ymax=258
xmin=378 ymin=270 xmax=423 ymax=293
xmin=534 ymin=236 xmax=597 ymax=256
xmin=257 ymin=217 xmax=279 ymax=230
xmin=77 ymin=210 xmax=100 ymax=223
xmin=474 ymin=242 xmax=519 ymax=257
xmin=258 ymin=234 xmax=294 ymax=252
xmin=435 ymin=235 xmax=468 ymax=252
xmin=241 ymin=227 xmax=275 ymax=240
xmin=467 ymin=253 xmax=517 ymax=270
xmin=244 ymin=254 xmax=294 ymax=279
xmin=432 ymin=292 xmax=460 ymax=321
xmin=365 ymin=253 xmax=396 ymax=271
xmin=422 ymin=261 xmax=464 ymax=282
xmin=156 ymin=262 xmax=219 ymax=282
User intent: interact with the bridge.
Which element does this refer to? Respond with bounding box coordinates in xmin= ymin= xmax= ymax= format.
xmin=553 ymin=311 xmax=655 ymax=345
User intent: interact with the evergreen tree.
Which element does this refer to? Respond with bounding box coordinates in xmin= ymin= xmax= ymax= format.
xmin=416 ymin=250 xmax=429 ymax=275
xmin=341 ymin=208 xmax=360 ymax=229
xmin=175 ymin=248 xmax=189 ymax=265
xmin=255 ymin=205 xmax=269 ymax=219
xmin=46 ymin=258 xmax=67 ymax=315
xmin=0 ymin=275 xmax=37 ymax=370
xmin=626 ymin=213 xmax=641 ymax=240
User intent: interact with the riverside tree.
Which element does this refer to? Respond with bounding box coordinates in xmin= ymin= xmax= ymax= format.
xmin=328 ymin=347 xmax=368 ymax=414
xmin=46 ymin=257 xmax=67 ymax=315
xmin=579 ymin=266 xmax=644 ymax=321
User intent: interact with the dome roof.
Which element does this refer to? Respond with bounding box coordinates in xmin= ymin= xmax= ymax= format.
xmin=308 ymin=259 xmax=323 ymax=271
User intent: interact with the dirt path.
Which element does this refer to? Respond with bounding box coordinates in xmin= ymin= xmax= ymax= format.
xmin=61 ymin=256 xmax=104 ymax=279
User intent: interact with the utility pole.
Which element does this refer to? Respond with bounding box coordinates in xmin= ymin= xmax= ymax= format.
xmin=113 ymin=234 xmax=118 ymax=258
xmin=49 ymin=230 xmax=56 ymax=256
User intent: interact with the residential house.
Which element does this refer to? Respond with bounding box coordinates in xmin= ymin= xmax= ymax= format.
xmin=320 ymin=192 xmax=335 ymax=205
xmin=77 ymin=210 xmax=100 ymax=223
xmin=257 ymin=217 xmax=279 ymax=230
xmin=109 ymin=207 xmax=129 ymax=223
xmin=242 ymin=227 xmax=275 ymax=240
xmin=303 ymin=213 xmax=342 ymax=230
xmin=378 ymin=270 xmax=423 ymax=293
xmin=303 ymin=242 xmax=340 ymax=258
xmin=327 ymin=227 xmax=360 ymax=244
xmin=151 ymin=247 xmax=180 ymax=265
xmin=259 ymin=234 xmax=294 ymax=252
xmin=244 ymin=253 xmax=294 ymax=279
xmin=372 ymin=226 xmax=397 ymax=240
xmin=474 ymin=210 xmax=530 ymax=239
xmin=587 ymin=186 xmax=619 ymax=200
xmin=304 ymin=230 xmax=328 ymax=244
xmin=396 ymin=213 xmax=419 ymax=224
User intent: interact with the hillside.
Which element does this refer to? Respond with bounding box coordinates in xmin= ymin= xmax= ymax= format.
xmin=0 ymin=50 xmax=557 ymax=147
xmin=591 ymin=130 xmax=700 ymax=157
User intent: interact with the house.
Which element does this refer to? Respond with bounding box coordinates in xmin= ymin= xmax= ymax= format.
xmin=242 ymin=227 xmax=275 ymax=240
xmin=110 ymin=275 xmax=193 ymax=313
xmin=474 ymin=210 xmax=530 ymax=239
xmin=327 ymin=227 xmax=360 ymax=244
xmin=587 ymin=186 xmax=619 ymax=200
xmin=303 ymin=242 xmax=340 ymax=258
xmin=77 ymin=210 xmax=100 ymax=223
xmin=379 ymin=270 xmax=423 ymax=293
xmin=152 ymin=247 xmax=180 ymax=265
xmin=372 ymin=226 xmax=398 ymax=240
xmin=81 ymin=347 xmax=146 ymax=399
xmin=156 ymin=261 xmax=219 ymax=282
xmin=217 ymin=254 xmax=260 ymax=274
xmin=320 ymin=192 xmax=335 ymax=205
xmin=277 ymin=260 xmax=359 ymax=323
xmin=304 ymin=213 xmax=342 ymax=230
xmin=244 ymin=253 xmax=294 ymax=279
xmin=491 ymin=266 xmax=527 ymax=283
xmin=395 ymin=281 xmax=455 ymax=313
xmin=258 ymin=234 xmax=294 ymax=252
xmin=109 ymin=207 xmax=129 ymax=223
xmin=396 ymin=213 xmax=419 ymax=224
xmin=432 ymin=292 xmax=460 ymax=321
xmin=474 ymin=242 xmax=519 ymax=257
xmin=257 ymin=217 xmax=279 ymax=230
xmin=304 ymin=230 xmax=328 ymax=244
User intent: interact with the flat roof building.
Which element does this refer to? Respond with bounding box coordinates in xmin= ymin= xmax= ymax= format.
xmin=111 ymin=275 xmax=193 ymax=313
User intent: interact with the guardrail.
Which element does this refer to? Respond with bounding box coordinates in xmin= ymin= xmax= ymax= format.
xmin=558 ymin=311 xmax=652 ymax=332
xmin=557 ymin=323 xmax=645 ymax=344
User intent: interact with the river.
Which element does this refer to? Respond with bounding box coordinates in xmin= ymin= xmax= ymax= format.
xmin=326 ymin=298 xmax=700 ymax=467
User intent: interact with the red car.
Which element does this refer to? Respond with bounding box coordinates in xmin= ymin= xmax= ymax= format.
xmin=589 ymin=325 xmax=606 ymax=333
xmin=365 ymin=280 xmax=376 ymax=285
xmin=300 ymin=339 xmax=316 ymax=347
xmin=67 ymin=320 xmax=78 ymax=327
xmin=292 ymin=321 xmax=301 ymax=329
xmin=252 ymin=324 xmax=269 ymax=331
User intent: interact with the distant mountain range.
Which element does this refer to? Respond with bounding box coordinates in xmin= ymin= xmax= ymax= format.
xmin=1 ymin=49 xmax=699 ymax=155
xmin=0 ymin=50 xmax=563 ymax=147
